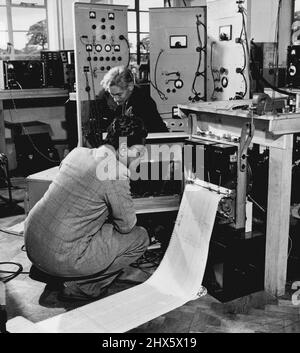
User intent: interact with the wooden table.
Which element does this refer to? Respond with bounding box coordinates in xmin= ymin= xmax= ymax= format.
xmin=178 ymin=100 xmax=300 ymax=297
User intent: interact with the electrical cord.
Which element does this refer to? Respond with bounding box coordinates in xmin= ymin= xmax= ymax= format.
xmin=237 ymin=4 xmax=250 ymax=98
xmin=150 ymin=49 xmax=168 ymax=101
xmin=119 ymin=35 xmax=131 ymax=68
xmin=83 ymin=70 xmax=101 ymax=147
xmin=247 ymin=194 xmax=266 ymax=214
xmin=79 ymin=35 xmax=90 ymax=46
xmin=0 ymin=262 xmax=25 ymax=283
xmin=13 ymin=80 xmax=23 ymax=90
xmin=87 ymin=52 xmax=103 ymax=145
xmin=288 ymin=235 xmax=293 ymax=259
xmin=189 ymin=15 xmax=207 ymax=102
xmin=0 ymin=227 xmax=24 ymax=236
xmin=241 ymin=70 xmax=248 ymax=98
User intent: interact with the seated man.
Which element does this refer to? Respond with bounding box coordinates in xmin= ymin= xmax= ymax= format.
xmin=24 ymin=115 xmax=149 ymax=301
xmin=95 ymin=65 xmax=169 ymax=135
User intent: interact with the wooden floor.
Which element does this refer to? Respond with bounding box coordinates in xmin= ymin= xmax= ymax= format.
xmin=1 ymin=181 xmax=300 ymax=333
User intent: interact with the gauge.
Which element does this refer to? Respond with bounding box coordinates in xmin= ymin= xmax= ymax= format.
xmin=104 ymin=44 xmax=112 ymax=52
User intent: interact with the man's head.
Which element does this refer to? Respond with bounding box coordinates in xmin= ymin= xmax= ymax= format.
xmin=101 ymin=66 xmax=134 ymax=106
xmin=103 ymin=114 xmax=148 ymax=168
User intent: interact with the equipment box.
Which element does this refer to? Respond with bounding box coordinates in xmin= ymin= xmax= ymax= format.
xmin=25 ymin=166 xmax=59 ymax=214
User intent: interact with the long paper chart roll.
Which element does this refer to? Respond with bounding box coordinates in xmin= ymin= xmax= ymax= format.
xmin=7 ymin=183 xmax=222 ymax=333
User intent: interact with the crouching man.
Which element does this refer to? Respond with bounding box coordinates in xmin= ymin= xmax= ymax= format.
xmin=24 ymin=115 xmax=149 ymax=302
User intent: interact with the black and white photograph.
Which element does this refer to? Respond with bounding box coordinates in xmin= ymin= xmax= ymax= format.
xmin=0 ymin=0 xmax=300 ymax=338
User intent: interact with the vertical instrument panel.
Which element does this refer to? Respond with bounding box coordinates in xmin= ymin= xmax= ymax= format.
xmin=73 ymin=2 xmax=129 ymax=145
xmin=149 ymin=7 xmax=207 ymax=119
xmin=206 ymin=0 xmax=250 ymax=101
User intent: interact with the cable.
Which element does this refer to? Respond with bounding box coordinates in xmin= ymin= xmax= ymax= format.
xmin=119 ymin=35 xmax=131 ymax=68
xmin=247 ymin=194 xmax=266 ymax=214
xmin=154 ymin=49 xmax=167 ymax=100
xmin=241 ymin=70 xmax=248 ymax=98
xmin=0 ymin=262 xmax=24 ymax=283
xmin=288 ymin=235 xmax=293 ymax=259
xmin=87 ymin=52 xmax=103 ymax=145
xmin=150 ymin=49 xmax=168 ymax=101
xmin=83 ymin=71 xmax=102 ymax=147
xmin=0 ymin=269 xmax=29 ymax=275
xmin=79 ymin=35 xmax=90 ymax=46
xmin=236 ymin=4 xmax=250 ymax=98
xmin=0 ymin=228 xmax=23 ymax=236
xmin=189 ymin=15 xmax=207 ymax=102
xmin=14 ymin=80 xmax=23 ymax=89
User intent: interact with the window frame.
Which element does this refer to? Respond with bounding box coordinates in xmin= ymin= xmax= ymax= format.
xmin=129 ymin=0 xmax=165 ymax=65
xmin=0 ymin=0 xmax=48 ymax=59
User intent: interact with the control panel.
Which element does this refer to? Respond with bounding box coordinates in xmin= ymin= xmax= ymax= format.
xmin=73 ymin=2 xmax=129 ymax=145
xmin=206 ymin=0 xmax=250 ymax=101
xmin=149 ymin=7 xmax=207 ymax=119
xmin=0 ymin=60 xmax=44 ymax=90
xmin=41 ymin=50 xmax=64 ymax=88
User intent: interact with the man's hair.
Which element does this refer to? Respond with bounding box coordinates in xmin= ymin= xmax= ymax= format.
xmin=100 ymin=66 xmax=134 ymax=90
xmin=103 ymin=114 xmax=148 ymax=151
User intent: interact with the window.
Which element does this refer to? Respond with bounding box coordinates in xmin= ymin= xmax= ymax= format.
xmin=112 ymin=0 xmax=165 ymax=65
xmin=0 ymin=0 xmax=48 ymax=60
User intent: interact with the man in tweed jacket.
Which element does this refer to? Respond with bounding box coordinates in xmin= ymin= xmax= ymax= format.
xmin=24 ymin=116 xmax=149 ymax=301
